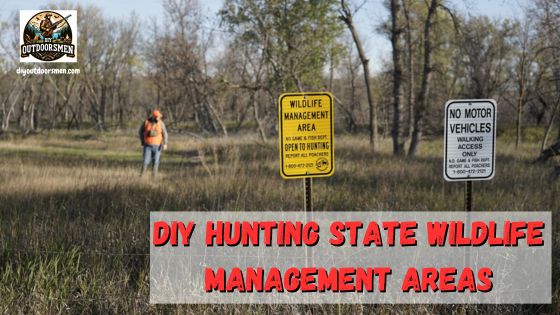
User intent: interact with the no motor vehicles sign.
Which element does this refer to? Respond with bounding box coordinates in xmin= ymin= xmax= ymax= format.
xmin=444 ymin=99 xmax=496 ymax=181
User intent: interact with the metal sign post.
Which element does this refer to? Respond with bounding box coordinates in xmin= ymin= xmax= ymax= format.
xmin=444 ymin=99 xmax=496 ymax=273
xmin=279 ymin=92 xmax=334 ymax=267
xmin=444 ymin=99 xmax=497 ymax=209
xmin=465 ymin=180 xmax=473 ymax=270
xmin=304 ymin=177 xmax=313 ymax=212
xmin=465 ymin=181 xmax=473 ymax=212
xmin=304 ymin=177 xmax=313 ymax=266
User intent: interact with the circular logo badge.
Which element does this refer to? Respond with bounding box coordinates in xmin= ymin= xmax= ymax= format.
xmin=315 ymin=158 xmax=329 ymax=171
xmin=21 ymin=11 xmax=75 ymax=61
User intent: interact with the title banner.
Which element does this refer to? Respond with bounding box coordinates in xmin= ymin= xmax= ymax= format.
xmin=150 ymin=211 xmax=550 ymax=304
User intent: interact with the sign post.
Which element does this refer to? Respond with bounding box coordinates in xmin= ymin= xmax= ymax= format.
xmin=279 ymin=92 xmax=334 ymax=264
xmin=304 ymin=177 xmax=312 ymax=212
xmin=465 ymin=180 xmax=473 ymax=212
xmin=444 ymin=99 xmax=496 ymax=267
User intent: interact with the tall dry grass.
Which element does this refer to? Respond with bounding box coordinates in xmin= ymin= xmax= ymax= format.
xmin=0 ymin=130 xmax=558 ymax=314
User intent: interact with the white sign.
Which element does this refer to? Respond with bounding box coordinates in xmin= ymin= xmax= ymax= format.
xmin=444 ymin=99 xmax=496 ymax=181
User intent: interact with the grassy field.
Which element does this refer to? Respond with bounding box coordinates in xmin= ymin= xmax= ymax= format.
xmin=0 ymin=129 xmax=558 ymax=314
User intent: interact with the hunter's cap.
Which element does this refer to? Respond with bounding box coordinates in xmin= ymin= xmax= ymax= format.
xmin=152 ymin=110 xmax=163 ymax=118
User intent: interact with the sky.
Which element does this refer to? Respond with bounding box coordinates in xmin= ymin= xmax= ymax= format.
xmin=0 ymin=0 xmax=529 ymax=73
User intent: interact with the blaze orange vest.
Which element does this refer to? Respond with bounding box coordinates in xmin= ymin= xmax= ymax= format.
xmin=143 ymin=120 xmax=163 ymax=145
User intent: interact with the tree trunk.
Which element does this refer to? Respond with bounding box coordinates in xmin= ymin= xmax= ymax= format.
xmin=29 ymin=102 xmax=35 ymax=131
xmin=99 ymin=85 xmax=106 ymax=131
xmin=541 ymin=96 xmax=560 ymax=151
xmin=252 ymin=91 xmax=267 ymax=142
xmin=390 ymin=0 xmax=405 ymax=156
xmin=340 ymin=0 xmax=378 ymax=150
xmin=347 ymin=55 xmax=358 ymax=132
xmin=515 ymin=38 xmax=529 ymax=149
xmin=402 ymin=0 xmax=414 ymax=140
xmin=334 ymin=94 xmax=357 ymax=133
xmin=408 ymin=0 xmax=438 ymax=158
xmin=328 ymin=45 xmax=335 ymax=91
xmin=32 ymin=76 xmax=46 ymax=131
xmin=515 ymin=88 xmax=524 ymax=149
xmin=557 ymin=116 xmax=560 ymax=141
xmin=205 ymin=100 xmax=228 ymax=137
xmin=1 ymin=77 xmax=26 ymax=131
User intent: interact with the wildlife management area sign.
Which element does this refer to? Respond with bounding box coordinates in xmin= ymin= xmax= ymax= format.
xmin=444 ymin=99 xmax=496 ymax=181
xmin=279 ymin=92 xmax=334 ymax=179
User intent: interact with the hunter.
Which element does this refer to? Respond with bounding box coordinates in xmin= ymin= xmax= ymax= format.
xmin=40 ymin=13 xmax=54 ymax=38
xmin=139 ymin=110 xmax=168 ymax=177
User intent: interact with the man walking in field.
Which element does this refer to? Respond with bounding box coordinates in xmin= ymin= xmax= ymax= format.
xmin=139 ymin=110 xmax=168 ymax=177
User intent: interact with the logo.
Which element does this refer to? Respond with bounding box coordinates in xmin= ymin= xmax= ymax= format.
xmin=315 ymin=158 xmax=329 ymax=171
xmin=20 ymin=10 xmax=77 ymax=62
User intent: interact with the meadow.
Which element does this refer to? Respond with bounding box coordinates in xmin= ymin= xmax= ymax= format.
xmin=0 ymin=129 xmax=558 ymax=314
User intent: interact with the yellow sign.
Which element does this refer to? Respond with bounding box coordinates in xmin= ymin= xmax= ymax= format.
xmin=278 ymin=92 xmax=334 ymax=178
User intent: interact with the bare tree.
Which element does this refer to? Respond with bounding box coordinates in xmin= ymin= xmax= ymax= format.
xmin=533 ymin=0 xmax=560 ymax=148
xmin=408 ymin=0 xmax=438 ymax=158
xmin=402 ymin=0 xmax=415 ymax=140
xmin=148 ymin=0 xmax=227 ymax=135
xmin=337 ymin=37 xmax=362 ymax=133
xmin=512 ymin=18 xmax=537 ymax=148
xmin=389 ymin=0 xmax=405 ymax=155
xmin=0 ymin=13 xmax=23 ymax=131
xmin=340 ymin=0 xmax=378 ymax=150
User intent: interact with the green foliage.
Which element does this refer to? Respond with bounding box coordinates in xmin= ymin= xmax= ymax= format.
xmin=220 ymin=0 xmax=343 ymax=92
xmin=455 ymin=16 xmax=517 ymax=98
